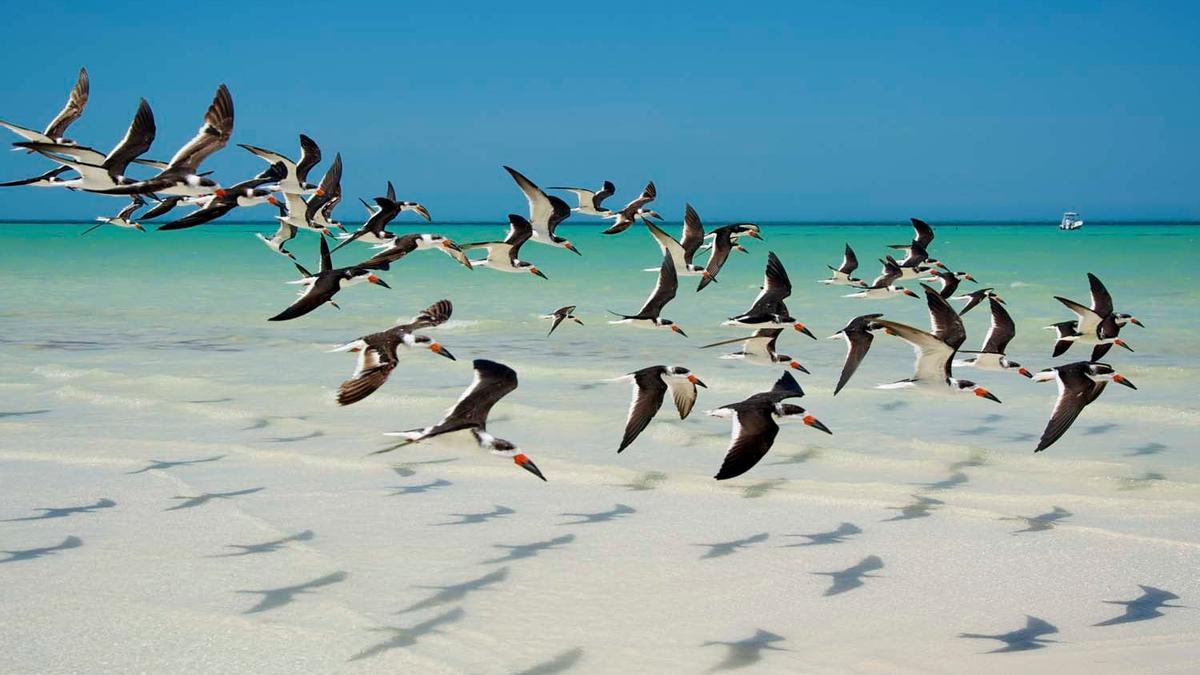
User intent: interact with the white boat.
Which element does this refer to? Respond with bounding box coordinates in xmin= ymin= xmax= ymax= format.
xmin=1060 ymin=212 xmax=1084 ymax=230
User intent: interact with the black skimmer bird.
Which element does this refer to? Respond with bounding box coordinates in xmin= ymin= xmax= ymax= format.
xmin=927 ymin=269 xmax=977 ymax=299
xmin=609 ymin=255 xmax=687 ymax=336
xmin=373 ymin=359 xmax=547 ymax=481
xmin=723 ymin=252 xmax=815 ymax=337
xmin=257 ymin=199 xmax=299 ymax=260
xmin=302 ymin=153 xmax=342 ymax=225
xmin=694 ymin=222 xmax=751 ymax=292
xmin=331 ymin=190 xmax=403 ymax=252
xmin=870 ymin=285 xmax=1001 ymax=402
xmin=268 ymin=235 xmax=390 ymax=321
xmin=543 ymin=305 xmax=583 ymax=336
xmin=464 ymin=215 xmax=548 ymax=278
xmin=820 ymin=244 xmax=864 ymax=286
xmin=549 ymin=180 xmax=615 ymax=216
xmin=358 ymin=233 xmax=472 ymax=271
xmin=11 ymin=98 xmax=159 ymax=193
xmin=829 ymin=313 xmax=884 ymax=395
xmin=238 ymin=134 xmax=321 ymax=195
xmin=138 ymin=196 xmax=184 ymax=221
xmin=1053 ymin=273 xmax=1142 ymax=360
xmin=0 ymin=67 xmax=88 ymax=147
xmin=329 ymin=300 xmax=457 ymax=405
xmin=600 ymin=181 xmax=660 ymax=234
xmin=157 ymin=162 xmax=284 ymax=230
xmin=954 ymin=298 xmax=1032 ymax=378
xmin=99 ymin=84 xmax=233 ymax=197
xmin=357 ymin=181 xmax=430 ymax=222
xmin=644 ymin=205 xmax=706 ymax=277
xmin=889 ymin=218 xmax=946 ymax=279
xmin=843 ymin=256 xmax=918 ymax=299
xmin=311 ymin=180 xmax=346 ymax=232
xmin=503 ymin=166 xmax=578 ymax=254
xmin=955 ymin=287 xmax=1004 ymax=315
xmin=705 ymin=371 xmax=831 ymax=479
xmin=80 ymin=197 xmax=146 ymax=235
xmin=699 ymin=223 xmax=763 ymax=256
xmin=1031 ymin=361 xmax=1136 ymax=452
xmin=700 ymin=329 xmax=809 ymax=373
xmin=614 ymin=365 xmax=706 ymax=453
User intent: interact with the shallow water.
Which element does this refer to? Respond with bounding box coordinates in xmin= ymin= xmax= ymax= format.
xmin=1 ymin=221 xmax=1198 ymax=672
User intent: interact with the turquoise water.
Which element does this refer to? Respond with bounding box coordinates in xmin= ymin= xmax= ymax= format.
xmin=2 ymin=221 xmax=1198 ymax=488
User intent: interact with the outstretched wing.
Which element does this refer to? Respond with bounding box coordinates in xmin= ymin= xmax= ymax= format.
xmin=166 ymin=84 xmax=234 ymax=172
xmin=618 ymin=368 xmax=669 ymax=453
xmin=43 ymin=67 xmax=89 ymax=139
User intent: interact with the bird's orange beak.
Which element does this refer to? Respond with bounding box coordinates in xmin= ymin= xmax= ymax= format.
xmin=789 ymin=360 xmax=810 ymax=374
xmin=904 ymin=289 xmax=919 ymax=297
xmin=803 ymin=415 xmax=832 ymax=434
xmin=214 ymin=188 xmax=227 ymax=198
xmin=1112 ymin=373 xmax=1137 ymax=389
xmin=267 ymin=195 xmax=279 ymax=206
xmin=974 ymin=387 xmax=1001 ymax=403
xmin=1018 ymin=368 xmax=1032 ymax=378
xmin=687 ymin=373 xmax=707 ymax=388
xmin=513 ymin=453 xmax=547 ymax=481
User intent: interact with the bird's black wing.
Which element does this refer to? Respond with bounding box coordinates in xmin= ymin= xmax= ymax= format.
xmin=618 ymin=367 xmax=668 ymax=452
xmin=714 ymin=408 xmax=780 ymax=480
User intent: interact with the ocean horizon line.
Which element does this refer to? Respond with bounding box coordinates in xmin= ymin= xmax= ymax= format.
xmin=3 ymin=219 xmax=1198 ymax=227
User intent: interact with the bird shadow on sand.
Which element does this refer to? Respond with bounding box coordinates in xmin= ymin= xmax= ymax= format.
xmin=1126 ymin=442 xmax=1167 ymax=457
xmin=1002 ymin=506 xmax=1071 ymax=534
xmin=211 ymin=530 xmax=315 ymax=558
xmin=349 ymin=607 xmax=464 ymax=662
xmin=1118 ymin=472 xmax=1166 ymax=490
xmin=956 ymin=425 xmax=995 ymax=436
xmin=3 ymin=498 xmax=116 ymax=522
xmin=912 ymin=471 xmax=969 ymax=492
xmin=514 ymin=647 xmax=585 ymax=675
xmin=433 ymin=505 xmax=514 ymax=526
xmin=702 ymin=629 xmax=789 ymax=671
xmin=813 ymin=555 xmax=883 ymax=596
xmin=184 ymin=397 xmax=234 ymax=404
xmin=1081 ymin=422 xmax=1118 ymax=436
xmin=1007 ymin=432 xmax=1039 ymax=443
xmin=265 ymin=430 xmax=325 ymax=443
xmin=696 ymin=533 xmax=769 ymax=559
xmin=610 ymin=471 xmax=668 ymax=491
xmin=980 ymin=413 xmax=1006 ymax=424
xmin=391 ymin=458 xmax=458 ymax=478
xmin=127 ymin=455 xmax=226 ymax=474
xmin=239 ymin=415 xmax=309 ymax=431
xmin=882 ymin=495 xmax=943 ymax=522
xmin=237 ymin=571 xmax=347 ymax=614
xmin=398 ymin=567 xmax=509 ymax=614
xmin=0 ymin=535 xmax=82 ymax=564
xmin=782 ymin=522 xmax=861 ymax=547
xmin=387 ymin=479 xmax=452 ymax=496
xmin=1094 ymin=585 xmax=1184 ymax=626
xmin=0 ymin=409 xmax=50 ymax=418
xmin=878 ymin=401 xmax=908 ymax=412
xmin=483 ymin=534 xmax=576 ymax=564
xmin=948 ymin=452 xmax=988 ymax=471
xmin=959 ymin=615 xmax=1059 ymax=653
xmin=728 ymin=479 xmax=786 ymax=499
xmin=765 ymin=449 xmax=821 ymax=466
xmin=558 ymin=504 xmax=636 ymax=525
xmin=165 ymin=487 xmax=264 ymax=511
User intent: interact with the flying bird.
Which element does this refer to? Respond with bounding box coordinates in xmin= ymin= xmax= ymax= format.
xmin=549 ymin=180 xmax=615 ymax=216
xmin=870 ymin=285 xmax=1001 ymax=402
xmin=374 ymin=359 xmax=547 ymax=481
xmin=329 ymin=300 xmax=456 ymax=405
xmin=609 ymin=255 xmax=687 ymax=336
xmin=829 ymin=313 xmax=884 ymax=395
xmin=705 ymin=371 xmax=831 ymax=480
xmin=614 ymin=365 xmax=706 ymax=453
xmin=954 ymin=287 xmax=1004 ymax=315
xmin=843 ymin=256 xmax=918 ymax=300
xmin=504 ymin=166 xmax=578 ymax=253
xmin=268 ymin=235 xmax=390 ymax=321
xmin=600 ymin=181 xmax=660 ymax=234
xmin=1052 ymin=273 xmax=1142 ymax=360
xmin=643 ymin=205 xmax=706 ymax=277
xmin=464 ymin=215 xmax=548 ymax=278
xmin=0 ymin=67 xmax=89 ymax=146
xmin=1031 ymin=361 xmax=1136 ymax=452
xmin=80 ymin=197 xmax=146 ymax=235
xmin=722 ymin=252 xmax=815 ymax=336
xmin=700 ymin=329 xmax=809 ymax=373
xmin=238 ymin=133 xmax=322 ymax=194
xmin=954 ymin=298 xmax=1032 ymax=378
xmin=820 ymin=243 xmax=863 ymax=286
xmin=543 ymin=305 xmax=583 ymax=336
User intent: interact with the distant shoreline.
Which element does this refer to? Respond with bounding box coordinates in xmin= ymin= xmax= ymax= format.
xmin=2 ymin=220 xmax=1198 ymax=227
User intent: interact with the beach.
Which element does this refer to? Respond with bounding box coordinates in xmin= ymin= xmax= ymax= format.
xmin=1 ymin=221 xmax=1198 ymax=673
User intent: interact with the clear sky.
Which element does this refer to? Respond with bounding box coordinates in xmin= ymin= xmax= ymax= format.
xmin=0 ymin=1 xmax=1196 ymax=222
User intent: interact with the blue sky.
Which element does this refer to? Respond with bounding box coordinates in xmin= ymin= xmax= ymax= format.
xmin=0 ymin=2 xmax=1196 ymax=222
